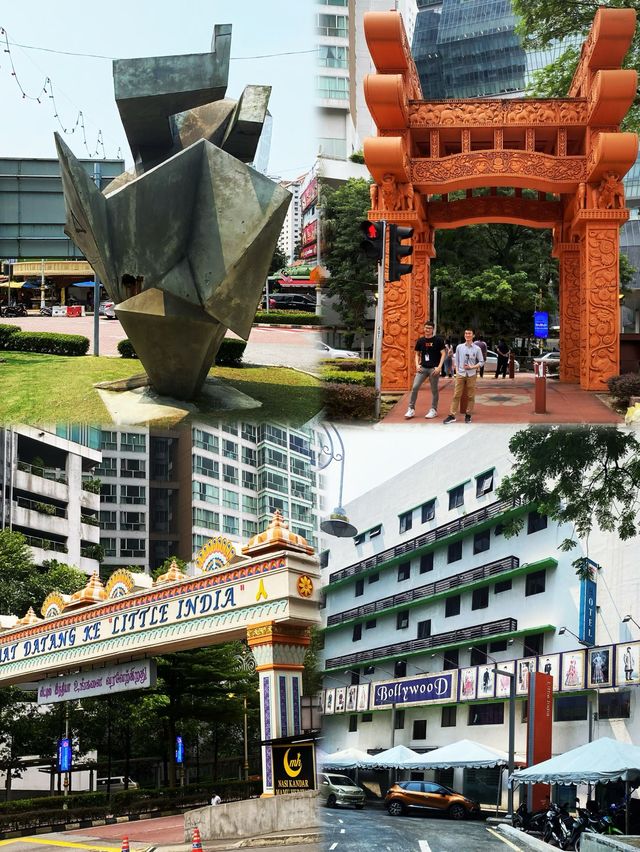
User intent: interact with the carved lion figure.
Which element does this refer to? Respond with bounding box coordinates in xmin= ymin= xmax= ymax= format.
xmin=380 ymin=173 xmax=398 ymax=210
xmin=597 ymin=173 xmax=624 ymax=210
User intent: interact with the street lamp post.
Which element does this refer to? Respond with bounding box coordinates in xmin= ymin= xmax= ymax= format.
xmin=622 ymin=614 xmax=640 ymax=631
xmin=234 ymin=644 xmax=257 ymax=782
xmin=319 ymin=424 xmax=358 ymax=538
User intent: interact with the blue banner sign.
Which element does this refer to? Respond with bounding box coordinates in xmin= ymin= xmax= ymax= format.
xmin=579 ymin=561 xmax=598 ymax=646
xmin=175 ymin=735 xmax=184 ymax=764
xmin=58 ymin=737 xmax=72 ymax=772
xmin=534 ymin=311 xmax=549 ymax=338
xmin=373 ymin=672 xmax=456 ymax=707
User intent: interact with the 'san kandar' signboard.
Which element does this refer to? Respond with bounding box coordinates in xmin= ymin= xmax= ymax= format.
xmin=272 ymin=744 xmax=316 ymax=794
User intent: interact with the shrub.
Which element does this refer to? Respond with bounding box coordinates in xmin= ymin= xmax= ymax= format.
xmin=607 ymin=373 xmax=640 ymax=408
xmin=254 ymin=310 xmax=321 ymax=326
xmin=215 ymin=339 xmax=247 ymax=366
xmin=321 ymin=358 xmax=374 ymax=373
xmin=0 ymin=324 xmax=19 ymax=347
xmin=322 ymin=368 xmax=375 ymax=387
xmin=324 ymin=382 xmax=377 ymax=420
xmin=3 ymin=331 xmax=89 ymax=356
xmin=117 ymin=339 xmax=138 ymax=359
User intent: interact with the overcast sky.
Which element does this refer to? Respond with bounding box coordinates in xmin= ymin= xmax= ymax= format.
xmin=0 ymin=0 xmax=316 ymax=178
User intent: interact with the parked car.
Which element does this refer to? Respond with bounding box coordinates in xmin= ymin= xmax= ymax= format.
xmin=483 ymin=349 xmax=520 ymax=373
xmin=533 ymin=351 xmax=560 ymax=373
xmin=263 ymin=293 xmax=316 ymax=312
xmin=316 ymin=341 xmax=359 ymax=359
xmin=97 ymin=776 xmax=138 ymax=791
xmin=318 ymin=772 xmax=366 ymax=809
xmin=99 ymin=300 xmax=116 ymax=319
xmin=385 ymin=781 xmax=480 ymax=819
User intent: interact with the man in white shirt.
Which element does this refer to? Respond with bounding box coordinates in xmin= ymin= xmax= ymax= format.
xmin=443 ymin=329 xmax=484 ymax=424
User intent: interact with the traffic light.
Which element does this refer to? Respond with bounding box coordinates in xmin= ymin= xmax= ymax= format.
xmin=388 ymin=223 xmax=414 ymax=282
xmin=359 ymin=220 xmax=385 ymax=262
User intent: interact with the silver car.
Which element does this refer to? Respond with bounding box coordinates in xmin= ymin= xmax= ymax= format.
xmin=483 ymin=349 xmax=520 ymax=373
xmin=318 ymin=772 xmax=366 ymax=809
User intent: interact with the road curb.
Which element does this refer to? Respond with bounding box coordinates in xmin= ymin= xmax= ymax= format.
xmin=497 ymin=823 xmax=550 ymax=850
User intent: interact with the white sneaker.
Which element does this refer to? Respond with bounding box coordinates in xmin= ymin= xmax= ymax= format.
xmin=425 ymin=408 xmax=437 ymax=419
xmin=405 ymin=407 xmax=415 ymax=419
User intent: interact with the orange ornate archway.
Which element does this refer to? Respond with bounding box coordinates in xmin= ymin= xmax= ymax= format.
xmin=363 ymin=8 xmax=638 ymax=392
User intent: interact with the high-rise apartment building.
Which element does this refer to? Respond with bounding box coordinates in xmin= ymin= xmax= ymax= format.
xmin=0 ymin=426 xmax=102 ymax=575
xmin=277 ymin=176 xmax=304 ymax=264
xmin=98 ymin=423 xmax=322 ymax=574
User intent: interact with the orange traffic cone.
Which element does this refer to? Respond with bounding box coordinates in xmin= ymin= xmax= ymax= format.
xmin=121 ymin=839 xmax=130 ymax=852
xmin=192 ymin=827 xmax=203 ymax=851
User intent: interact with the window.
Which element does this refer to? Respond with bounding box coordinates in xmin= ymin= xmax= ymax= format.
xmin=222 ymin=422 xmax=238 ymax=436
xmin=470 ymin=644 xmax=487 ymax=665
xmin=494 ymin=523 xmax=504 ymax=536
xmin=421 ymin=500 xmax=435 ymax=523
xmin=193 ymin=507 xmax=219 ymax=529
xmin=472 ymin=587 xmax=489 ymax=610
xmin=368 ymin=572 xmax=379 ymax=584
xmin=525 ymin=570 xmax=546 ymax=596
xmin=527 ymin=511 xmax=548 ymax=534
xmin=316 ymin=75 xmax=349 ymax=100
xmin=364 ymin=666 xmax=375 ymax=675
xmin=348 ymin=715 xmax=358 ymax=733
xmin=121 ymin=485 xmax=145 ymax=504
xmin=417 ymin=619 xmax=431 ymax=640
xmin=95 ymin=456 xmax=116 ymax=476
xmin=120 ymin=538 xmax=145 ymax=557
xmin=100 ymin=431 xmax=117 ymax=450
xmin=352 ymin=624 xmax=362 ymax=642
xmin=355 ymin=578 xmax=364 ymax=597
xmin=468 ymin=703 xmax=504 ymax=725
xmin=194 ymin=429 xmax=218 ymax=453
xmin=318 ymin=44 xmax=348 ymax=69
xmin=101 ymin=537 xmax=116 ymax=557
xmin=420 ymin=553 xmax=434 ymax=573
xmin=222 ymin=489 xmax=239 ymax=510
xmin=413 ymin=719 xmax=427 ymax=739
xmin=319 ymin=551 xmax=329 ymax=569
xmin=242 ymin=494 xmax=257 ymax=514
xmin=490 ymin=640 xmax=508 ymax=653
xmin=554 ymin=695 xmax=588 ymax=722
xmin=449 ymin=484 xmax=464 ymax=510
xmin=494 ymin=579 xmax=512 ymax=594
xmin=599 ymin=691 xmax=630 ymax=719
xmin=521 ymin=701 xmax=528 ymax=723
xmin=242 ymin=447 xmax=257 ymax=466
xmin=120 ymin=511 xmax=145 ymax=531
xmin=365 ymin=619 xmax=376 ymax=630
xmin=445 ymin=595 xmax=460 ymax=617
xmin=242 ymin=471 xmax=257 ymax=490
xmin=443 ymin=649 xmax=459 ymax=670
xmin=317 ymin=13 xmax=348 ymax=38
xmin=394 ymin=709 xmax=405 ymax=729
xmin=222 ymin=439 xmax=238 ymax=460
xmin=476 ymin=470 xmax=494 ymax=497
xmin=441 ymin=706 xmax=457 ymax=727
xmin=399 ymin=510 xmax=413 ymax=533
xmin=447 ymin=541 xmax=462 ymax=563
xmin=222 ymin=515 xmax=239 ymax=536
xmin=524 ymin=633 xmax=544 ymax=656
xmin=397 ymin=611 xmax=409 ymax=630
xmin=394 ymin=660 xmax=407 ymax=678
xmin=223 ymin=464 xmax=238 ymax=485
xmin=473 ymin=530 xmax=490 ymax=554
xmin=194 ymin=455 xmax=219 ymax=479
xmin=100 ymin=510 xmax=117 ymax=529
xmin=241 ymin=423 xmax=257 ymax=442
xmin=193 ymin=480 xmax=220 ymax=505
xmin=120 ymin=432 xmax=146 ymax=452
xmin=353 ymin=532 xmax=365 ymax=546
xmin=243 ymin=520 xmax=257 ymax=539
xmin=369 ymin=525 xmax=382 ymax=539
xmin=398 ymin=561 xmax=411 ymax=581
xmin=100 ymin=483 xmax=117 ymax=503
xmin=350 ymin=669 xmax=360 ymax=686
xmin=361 ymin=713 xmax=373 ymax=723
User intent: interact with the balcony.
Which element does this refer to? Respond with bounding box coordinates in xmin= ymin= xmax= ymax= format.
xmin=12 ymin=498 xmax=68 ymax=538
xmin=328 ymin=496 xmax=526 ymax=586
xmin=14 ymin=465 xmax=69 ymax=502
xmin=324 ymin=617 xmax=518 ymax=671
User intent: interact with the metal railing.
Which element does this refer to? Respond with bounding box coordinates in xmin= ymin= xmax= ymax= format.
xmin=329 ymin=496 xmax=524 ymax=584
xmin=326 ymin=556 xmax=519 ymax=626
xmin=14 ymin=497 xmax=67 ymax=519
xmin=17 ymin=460 xmax=67 ymax=484
xmin=23 ymin=534 xmax=68 ymax=554
xmin=325 ymin=617 xmax=518 ymax=670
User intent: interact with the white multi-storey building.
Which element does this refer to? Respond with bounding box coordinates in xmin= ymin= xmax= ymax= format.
xmin=276 ymin=176 xmax=304 ymax=264
xmin=320 ymin=427 xmax=639 ymax=805
xmin=0 ymin=426 xmax=102 ymax=576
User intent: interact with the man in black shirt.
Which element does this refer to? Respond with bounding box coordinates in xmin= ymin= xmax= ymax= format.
xmin=405 ymin=321 xmax=446 ymax=419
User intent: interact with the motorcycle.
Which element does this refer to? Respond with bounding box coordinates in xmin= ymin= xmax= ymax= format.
xmin=542 ymin=802 xmax=575 ymax=848
xmin=39 ymin=306 xmax=53 ymax=316
xmin=512 ymin=801 xmax=548 ymax=834
xmin=0 ymin=304 xmax=28 ymax=317
xmin=566 ymin=806 xmax=598 ymax=851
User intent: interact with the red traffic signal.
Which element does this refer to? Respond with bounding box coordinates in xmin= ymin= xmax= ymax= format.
xmin=388 ymin=223 xmax=414 ymax=282
xmin=360 ymin=220 xmax=385 ymax=262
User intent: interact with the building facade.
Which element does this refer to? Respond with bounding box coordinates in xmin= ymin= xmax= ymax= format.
xmin=319 ymin=428 xmax=639 ymax=803
xmin=98 ymin=423 xmax=322 ymax=574
xmin=277 ymin=176 xmax=304 ymax=264
xmin=0 ymin=426 xmax=102 ymax=575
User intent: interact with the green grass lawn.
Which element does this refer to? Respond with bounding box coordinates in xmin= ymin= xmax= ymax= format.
xmin=0 ymin=353 xmax=323 ymax=425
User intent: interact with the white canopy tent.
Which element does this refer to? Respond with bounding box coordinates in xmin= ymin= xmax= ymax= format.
xmin=320 ymin=747 xmax=371 ymax=770
xmin=416 ymin=739 xmax=510 ymax=769
xmin=511 ymin=737 xmax=640 ymax=835
xmin=363 ymin=744 xmax=426 ymax=770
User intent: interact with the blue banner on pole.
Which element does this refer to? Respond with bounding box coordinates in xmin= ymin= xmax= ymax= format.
xmin=578 ymin=561 xmax=598 ymax=646
xmin=58 ymin=737 xmax=72 ymax=772
xmin=534 ymin=311 xmax=549 ymax=338
xmin=175 ymin=735 xmax=184 ymax=764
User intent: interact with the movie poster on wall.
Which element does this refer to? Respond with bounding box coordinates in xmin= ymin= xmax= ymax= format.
xmin=477 ymin=664 xmax=495 ymax=698
xmin=537 ymin=654 xmax=561 ymax=692
xmin=356 ymin=683 xmax=370 ymax=711
xmin=460 ymin=667 xmax=477 ymax=700
xmin=346 ymin=685 xmax=358 ymax=712
xmin=334 ymin=687 xmax=346 ymax=714
xmin=324 ymin=689 xmax=335 ymax=714
xmin=516 ymin=657 xmax=536 ymax=695
xmin=588 ymin=646 xmax=613 ymax=688
xmin=495 ymin=661 xmax=515 ymax=698
xmin=616 ymin=642 xmax=640 ymax=685
xmin=561 ymin=649 xmax=585 ymax=691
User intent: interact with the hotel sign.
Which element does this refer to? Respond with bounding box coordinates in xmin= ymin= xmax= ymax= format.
xmin=373 ymin=671 xmax=458 ymax=708
xmin=578 ymin=560 xmax=598 ymax=647
xmin=37 ymin=660 xmax=156 ymax=704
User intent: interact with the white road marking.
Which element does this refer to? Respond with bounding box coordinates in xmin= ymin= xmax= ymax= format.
xmin=486 ymin=827 xmax=522 ymax=849
xmin=340 ymin=828 xmax=346 ymax=833
xmin=418 ymin=841 xmax=432 ymax=852
xmin=329 ymin=844 xmax=338 ymax=850
xmin=338 ymin=819 xmax=344 ymax=824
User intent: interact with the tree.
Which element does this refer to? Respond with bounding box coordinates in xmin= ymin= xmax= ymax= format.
xmin=496 ymin=426 xmax=640 ymax=575
xmin=151 ymin=555 xmax=188 ymax=582
xmin=321 ymin=178 xmax=376 ymax=344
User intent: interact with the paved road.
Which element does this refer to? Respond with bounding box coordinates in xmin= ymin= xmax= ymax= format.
xmin=0 ymin=314 xmax=321 ymax=372
xmin=321 ymin=808 xmax=526 ymax=852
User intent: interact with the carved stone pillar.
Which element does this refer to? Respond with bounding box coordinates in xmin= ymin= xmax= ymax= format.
xmin=246 ymin=621 xmax=310 ymax=797
xmin=576 ymin=217 xmax=622 ymax=389
xmin=556 ymin=243 xmax=581 ymax=382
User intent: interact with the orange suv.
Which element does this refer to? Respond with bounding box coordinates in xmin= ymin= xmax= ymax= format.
xmin=386 ymin=781 xmax=480 ymax=819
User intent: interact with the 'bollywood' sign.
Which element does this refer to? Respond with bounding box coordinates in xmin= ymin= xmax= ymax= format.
xmin=373 ymin=672 xmax=458 ymax=708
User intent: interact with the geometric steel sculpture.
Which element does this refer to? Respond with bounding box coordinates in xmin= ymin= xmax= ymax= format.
xmin=56 ymin=25 xmax=290 ymax=400
xmin=363 ymin=9 xmax=638 ymax=392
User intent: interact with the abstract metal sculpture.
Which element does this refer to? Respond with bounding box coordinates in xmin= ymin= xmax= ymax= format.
xmin=56 ymin=25 xmax=291 ymax=399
